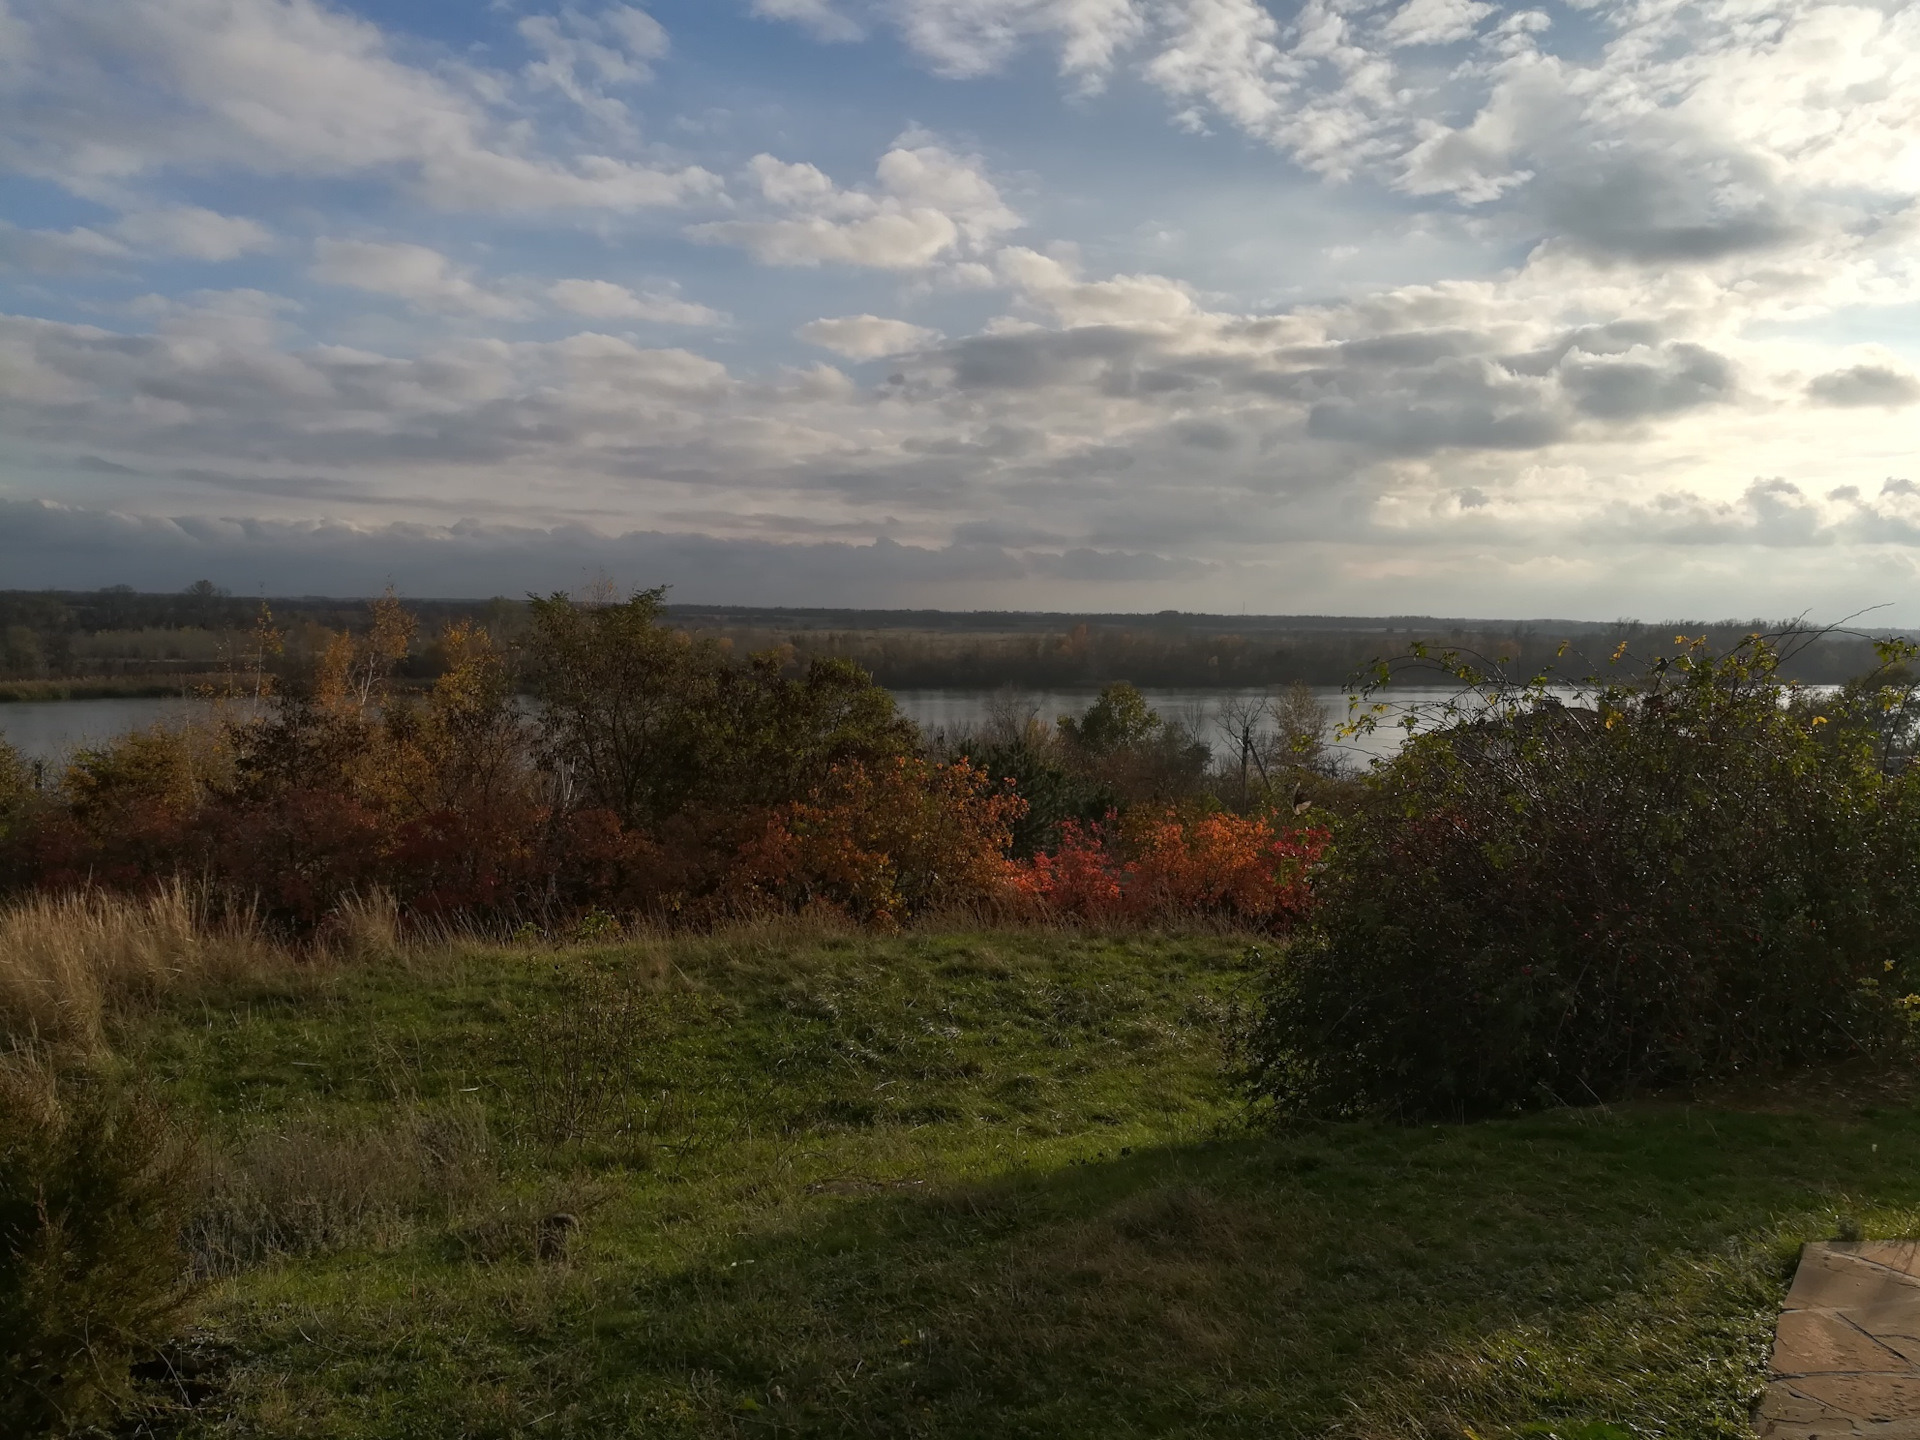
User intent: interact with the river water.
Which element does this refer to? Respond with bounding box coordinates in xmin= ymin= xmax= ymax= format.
xmin=0 ymin=687 xmax=1483 ymax=771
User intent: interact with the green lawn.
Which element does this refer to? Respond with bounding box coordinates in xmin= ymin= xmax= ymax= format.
xmin=120 ymin=931 xmax=1920 ymax=1438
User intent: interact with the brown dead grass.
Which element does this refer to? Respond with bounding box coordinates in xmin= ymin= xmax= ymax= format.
xmin=0 ymin=884 xmax=292 ymax=1050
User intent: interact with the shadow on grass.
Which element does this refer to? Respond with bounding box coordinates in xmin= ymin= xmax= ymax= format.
xmin=592 ymin=1097 xmax=1920 ymax=1440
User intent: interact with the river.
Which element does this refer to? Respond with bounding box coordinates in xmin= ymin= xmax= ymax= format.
xmin=0 ymin=687 xmax=1486 ymax=771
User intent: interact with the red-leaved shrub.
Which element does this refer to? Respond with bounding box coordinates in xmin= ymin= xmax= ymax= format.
xmin=727 ymin=757 xmax=1025 ymax=926
xmin=1010 ymin=810 xmax=1326 ymax=929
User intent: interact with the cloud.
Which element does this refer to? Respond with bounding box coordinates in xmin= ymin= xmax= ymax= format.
xmin=0 ymin=222 xmax=126 ymax=274
xmin=310 ymin=239 xmax=530 ymax=318
xmin=519 ymin=5 xmax=669 ymax=131
xmin=687 ymin=137 xmax=1019 ymax=269
xmin=0 ymin=496 xmax=1183 ymax=607
xmin=111 ymin=206 xmax=274 ymax=261
xmin=881 ymin=0 xmax=1147 ymax=84
xmin=1379 ymin=0 xmax=1493 ymax=48
xmin=0 ymin=0 xmax=717 ymax=212
xmin=1808 ymin=364 xmax=1920 ymax=410
xmin=998 ymin=247 xmax=1197 ymax=326
xmin=1526 ymin=144 xmax=1798 ymax=266
xmin=1556 ymin=342 xmax=1735 ymax=422
xmin=753 ymin=0 xmax=1147 ymax=84
xmin=312 ymin=249 xmax=728 ymax=327
xmin=797 ymin=314 xmax=939 ymax=359
xmin=750 ymin=0 xmax=864 ymax=44
xmin=0 ymin=186 xmax=1915 ymax=616
xmin=759 ymin=0 xmax=1920 ymax=290
xmin=548 ymin=278 xmax=725 ymax=325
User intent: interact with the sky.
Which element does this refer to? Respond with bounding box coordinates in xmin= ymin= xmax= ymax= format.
xmin=0 ymin=0 xmax=1918 ymax=618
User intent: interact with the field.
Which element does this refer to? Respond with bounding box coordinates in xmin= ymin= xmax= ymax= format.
xmin=87 ymin=928 xmax=1920 ymax=1439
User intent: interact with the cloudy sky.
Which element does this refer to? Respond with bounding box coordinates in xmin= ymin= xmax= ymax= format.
xmin=1 ymin=0 xmax=1918 ymax=616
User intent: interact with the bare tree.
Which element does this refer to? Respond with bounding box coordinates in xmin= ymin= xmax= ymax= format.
xmin=1215 ymin=692 xmax=1274 ymax=808
xmin=982 ymin=687 xmax=1043 ymax=749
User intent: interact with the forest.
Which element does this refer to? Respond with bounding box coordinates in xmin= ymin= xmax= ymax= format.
xmin=0 ymin=583 xmax=1898 ymax=697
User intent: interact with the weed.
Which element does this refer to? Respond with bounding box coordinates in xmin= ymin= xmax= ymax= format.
xmin=504 ymin=961 xmax=658 ymax=1145
xmin=188 ymin=1100 xmax=494 ymax=1274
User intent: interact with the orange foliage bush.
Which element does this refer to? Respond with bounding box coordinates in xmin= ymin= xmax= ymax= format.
xmin=727 ymin=758 xmax=1025 ymax=926
xmin=1009 ymin=809 xmax=1327 ymax=930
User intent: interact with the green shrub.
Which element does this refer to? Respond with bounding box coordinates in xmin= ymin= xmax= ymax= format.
xmin=528 ymin=588 xmax=916 ymax=832
xmin=1244 ymin=636 xmax=1920 ymax=1119
xmin=0 ymin=740 xmax=31 ymax=843
xmin=0 ymin=1061 xmax=198 ymax=1436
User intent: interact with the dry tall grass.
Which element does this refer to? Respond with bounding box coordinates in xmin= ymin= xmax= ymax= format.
xmin=189 ymin=1101 xmax=496 ymax=1276
xmin=0 ymin=884 xmax=287 ymax=1049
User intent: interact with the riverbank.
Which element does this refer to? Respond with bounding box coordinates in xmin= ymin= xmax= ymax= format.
xmin=0 ymin=677 xmax=225 ymax=703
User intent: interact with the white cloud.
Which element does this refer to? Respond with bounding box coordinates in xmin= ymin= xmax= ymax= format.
xmin=760 ymin=0 xmax=1920 ymax=281
xmin=997 ymin=246 xmax=1197 ymax=325
xmin=890 ymin=0 xmax=1147 ymax=84
xmin=755 ymin=0 xmax=1147 ymax=84
xmin=0 ymin=0 xmax=717 ymax=212
xmin=519 ymin=5 xmax=669 ymax=131
xmin=112 ymin=206 xmax=274 ymax=261
xmin=687 ymin=137 xmax=1019 ymax=269
xmin=797 ymin=314 xmax=939 ymax=358
xmin=0 ymin=222 xmax=127 ymax=273
xmin=1378 ymin=0 xmax=1493 ymax=48
xmin=127 ymin=287 xmax=303 ymax=348
xmin=548 ymin=278 xmax=725 ymax=325
xmin=311 ymin=239 xmax=530 ymax=318
xmin=750 ymin=0 xmax=865 ymax=43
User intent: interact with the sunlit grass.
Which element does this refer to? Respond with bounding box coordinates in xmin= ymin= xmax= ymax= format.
xmin=106 ymin=931 xmax=1920 ymax=1438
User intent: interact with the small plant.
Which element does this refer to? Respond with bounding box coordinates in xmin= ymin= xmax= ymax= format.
xmin=507 ymin=965 xmax=656 ymax=1144
xmin=567 ymin=908 xmax=620 ymax=944
xmin=0 ymin=1060 xmax=199 ymax=1437
xmin=188 ymin=1102 xmax=494 ymax=1275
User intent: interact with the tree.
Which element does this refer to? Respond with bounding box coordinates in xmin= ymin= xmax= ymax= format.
xmin=528 ymin=589 xmax=917 ymax=832
xmin=1058 ymin=682 xmax=1210 ymax=805
xmin=1058 ymin=682 xmax=1162 ymax=757
xmin=527 ymin=587 xmax=728 ymax=828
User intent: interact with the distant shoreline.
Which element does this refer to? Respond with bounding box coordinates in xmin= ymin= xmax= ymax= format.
xmin=0 ymin=678 xmax=227 ymax=704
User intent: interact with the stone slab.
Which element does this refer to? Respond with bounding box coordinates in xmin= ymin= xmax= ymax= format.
xmin=1758 ymin=1243 xmax=1920 ymax=1438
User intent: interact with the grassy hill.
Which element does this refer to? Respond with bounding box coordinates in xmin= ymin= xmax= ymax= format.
xmin=69 ymin=927 xmax=1920 ymax=1439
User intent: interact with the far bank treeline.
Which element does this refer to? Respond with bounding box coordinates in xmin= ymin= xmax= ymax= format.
xmin=0 ymin=589 xmax=1331 ymax=932
xmin=0 ymin=584 xmax=1898 ymax=697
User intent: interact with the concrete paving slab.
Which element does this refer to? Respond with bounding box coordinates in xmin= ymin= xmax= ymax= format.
xmin=1758 ymin=1243 xmax=1920 ymax=1438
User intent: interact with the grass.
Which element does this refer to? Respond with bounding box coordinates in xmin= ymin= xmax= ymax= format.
xmin=24 ymin=922 xmax=1920 ymax=1437
xmin=0 ymin=885 xmax=289 ymax=1051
